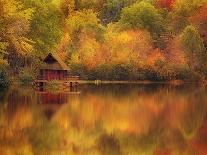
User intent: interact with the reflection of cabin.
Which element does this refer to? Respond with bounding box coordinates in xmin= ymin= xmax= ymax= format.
xmin=40 ymin=92 xmax=68 ymax=104
xmin=35 ymin=52 xmax=79 ymax=91
xmin=39 ymin=93 xmax=69 ymax=119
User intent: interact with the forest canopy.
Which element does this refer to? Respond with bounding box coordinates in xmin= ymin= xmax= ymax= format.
xmin=0 ymin=0 xmax=207 ymax=82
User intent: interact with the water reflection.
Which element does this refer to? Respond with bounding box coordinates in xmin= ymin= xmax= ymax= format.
xmin=0 ymin=84 xmax=207 ymax=154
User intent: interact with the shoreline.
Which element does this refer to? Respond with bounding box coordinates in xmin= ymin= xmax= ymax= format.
xmin=10 ymin=79 xmax=207 ymax=87
xmin=78 ymin=80 xmax=207 ymax=85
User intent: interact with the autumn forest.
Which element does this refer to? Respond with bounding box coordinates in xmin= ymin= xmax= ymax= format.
xmin=1 ymin=0 xmax=207 ymax=87
xmin=2 ymin=1 xmax=207 ymax=154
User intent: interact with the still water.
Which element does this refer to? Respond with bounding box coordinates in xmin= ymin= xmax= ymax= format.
xmin=0 ymin=84 xmax=207 ymax=155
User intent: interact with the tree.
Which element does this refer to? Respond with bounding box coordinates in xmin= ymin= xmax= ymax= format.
xmin=100 ymin=0 xmax=134 ymax=24
xmin=180 ymin=25 xmax=206 ymax=72
xmin=100 ymin=0 xmax=155 ymax=25
xmin=189 ymin=4 xmax=207 ymax=47
xmin=119 ymin=1 xmax=165 ymax=48
xmin=171 ymin=0 xmax=206 ymax=33
xmin=66 ymin=10 xmax=104 ymax=52
xmin=21 ymin=0 xmax=63 ymax=57
xmin=0 ymin=0 xmax=34 ymax=71
xmin=59 ymin=0 xmax=77 ymax=18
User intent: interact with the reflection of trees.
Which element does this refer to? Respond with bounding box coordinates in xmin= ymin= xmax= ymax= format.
xmin=0 ymin=90 xmax=8 ymax=105
xmin=7 ymin=87 xmax=38 ymax=105
xmin=74 ymin=85 xmax=207 ymax=154
xmin=0 ymin=89 xmax=63 ymax=155
xmin=0 ymin=85 xmax=207 ymax=154
xmin=0 ymin=91 xmax=9 ymax=126
xmin=97 ymin=133 xmax=121 ymax=155
xmin=27 ymin=119 xmax=61 ymax=155
xmin=179 ymin=90 xmax=207 ymax=140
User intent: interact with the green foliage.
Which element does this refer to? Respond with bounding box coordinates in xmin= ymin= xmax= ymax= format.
xmin=19 ymin=68 xmax=35 ymax=85
xmin=69 ymin=62 xmax=88 ymax=79
xmin=25 ymin=0 xmax=62 ymax=56
xmin=120 ymin=1 xmax=162 ymax=30
xmin=110 ymin=63 xmax=131 ymax=80
xmin=100 ymin=0 xmax=136 ymax=24
xmin=100 ymin=0 xmax=156 ymax=24
xmin=178 ymin=68 xmax=204 ymax=81
xmin=119 ymin=1 xmax=165 ymax=48
xmin=180 ymin=25 xmax=206 ymax=71
xmin=90 ymin=63 xmax=113 ymax=80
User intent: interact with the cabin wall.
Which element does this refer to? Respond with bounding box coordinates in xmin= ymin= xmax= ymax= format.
xmin=41 ymin=70 xmax=67 ymax=80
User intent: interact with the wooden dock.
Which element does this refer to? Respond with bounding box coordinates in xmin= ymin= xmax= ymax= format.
xmin=34 ymin=76 xmax=79 ymax=92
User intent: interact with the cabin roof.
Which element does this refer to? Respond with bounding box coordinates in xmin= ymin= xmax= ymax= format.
xmin=41 ymin=52 xmax=70 ymax=71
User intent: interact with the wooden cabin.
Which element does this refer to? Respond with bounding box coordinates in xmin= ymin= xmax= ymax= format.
xmin=38 ymin=52 xmax=70 ymax=81
xmin=35 ymin=52 xmax=79 ymax=92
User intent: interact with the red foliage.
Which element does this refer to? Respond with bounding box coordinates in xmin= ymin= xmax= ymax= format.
xmin=189 ymin=4 xmax=207 ymax=45
xmin=189 ymin=4 xmax=207 ymax=24
xmin=156 ymin=0 xmax=175 ymax=9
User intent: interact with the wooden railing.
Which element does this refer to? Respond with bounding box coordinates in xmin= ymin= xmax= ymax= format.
xmin=36 ymin=76 xmax=79 ymax=81
xmin=37 ymin=76 xmax=45 ymax=80
xmin=66 ymin=76 xmax=79 ymax=81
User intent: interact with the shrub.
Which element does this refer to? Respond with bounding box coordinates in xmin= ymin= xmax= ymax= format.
xmin=0 ymin=69 xmax=10 ymax=89
xmin=19 ymin=68 xmax=35 ymax=86
xmin=88 ymin=64 xmax=113 ymax=80
xmin=45 ymin=80 xmax=62 ymax=91
xmin=0 ymin=61 xmax=10 ymax=90
xmin=111 ymin=63 xmax=131 ymax=80
xmin=153 ymin=60 xmax=177 ymax=81
xmin=69 ymin=63 xmax=88 ymax=80
xmin=176 ymin=66 xmax=204 ymax=81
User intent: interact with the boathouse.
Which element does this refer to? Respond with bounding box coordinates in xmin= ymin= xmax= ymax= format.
xmin=35 ymin=52 xmax=79 ymax=92
xmin=39 ymin=52 xmax=70 ymax=80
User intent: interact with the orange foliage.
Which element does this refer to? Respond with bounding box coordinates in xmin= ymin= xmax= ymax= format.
xmin=146 ymin=48 xmax=165 ymax=66
xmin=73 ymin=29 xmax=154 ymax=70
xmin=164 ymin=38 xmax=187 ymax=65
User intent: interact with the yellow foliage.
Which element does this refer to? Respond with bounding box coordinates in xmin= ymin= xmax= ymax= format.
xmin=104 ymin=29 xmax=153 ymax=65
xmin=78 ymin=36 xmax=102 ymax=69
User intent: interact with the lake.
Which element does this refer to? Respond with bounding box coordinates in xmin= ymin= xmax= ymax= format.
xmin=0 ymin=84 xmax=207 ymax=155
